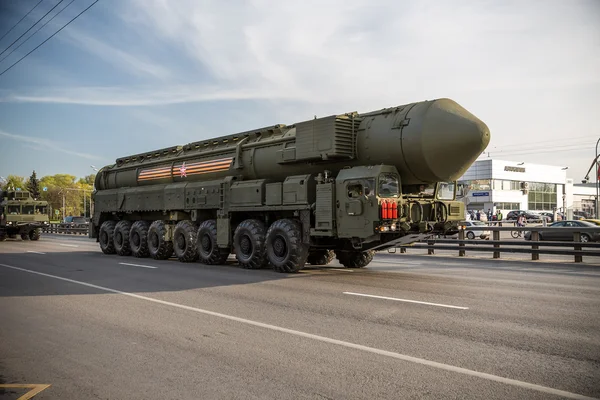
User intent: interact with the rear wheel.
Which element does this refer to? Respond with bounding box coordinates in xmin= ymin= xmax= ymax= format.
xmin=148 ymin=220 xmax=173 ymax=260
xmin=335 ymin=250 xmax=374 ymax=268
xmin=233 ymin=219 xmax=268 ymax=269
xmin=307 ymin=250 xmax=335 ymax=266
xmin=580 ymin=234 xmax=591 ymax=243
xmin=20 ymin=233 xmax=29 ymax=241
xmin=99 ymin=220 xmax=116 ymax=254
xmin=114 ymin=220 xmax=133 ymax=256
xmin=129 ymin=221 xmax=150 ymax=258
xmin=197 ymin=220 xmax=229 ymax=265
xmin=29 ymin=228 xmax=41 ymax=241
xmin=266 ymin=219 xmax=309 ymax=273
xmin=173 ymin=220 xmax=198 ymax=262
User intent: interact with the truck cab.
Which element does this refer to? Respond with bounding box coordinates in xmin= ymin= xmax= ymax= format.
xmin=0 ymin=190 xmax=49 ymax=241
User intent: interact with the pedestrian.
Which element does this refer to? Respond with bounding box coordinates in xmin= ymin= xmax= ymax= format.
xmin=498 ymin=210 xmax=503 ymax=226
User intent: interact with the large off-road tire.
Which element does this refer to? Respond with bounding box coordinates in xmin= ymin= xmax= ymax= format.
xmin=233 ymin=219 xmax=268 ymax=269
xmin=129 ymin=221 xmax=150 ymax=258
xmin=8 ymin=234 xmax=17 ymax=239
xmin=266 ymin=219 xmax=309 ymax=273
xmin=28 ymin=228 xmax=41 ymax=241
xmin=148 ymin=220 xmax=173 ymax=260
xmin=0 ymin=233 xmax=6 ymax=242
xmin=113 ymin=220 xmax=133 ymax=256
xmin=99 ymin=220 xmax=116 ymax=254
xmin=20 ymin=233 xmax=30 ymax=241
xmin=173 ymin=220 xmax=198 ymax=262
xmin=197 ymin=219 xmax=229 ymax=265
xmin=335 ymin=250 xmax=375 ymax=268
xmin=307 ymin=249 xmax=335 ymax=266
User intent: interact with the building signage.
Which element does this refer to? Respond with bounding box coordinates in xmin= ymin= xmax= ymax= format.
xmin=472 ymin=192 xmax=490 ymax=197
xmin=504 ymin=166 xmax=526 ymax=173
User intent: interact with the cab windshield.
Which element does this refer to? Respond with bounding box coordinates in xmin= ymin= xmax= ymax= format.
xmin=436 ymin=181 xmax=456 ymax=200
xmin=378 ymin=173 xmax=399 ymax=198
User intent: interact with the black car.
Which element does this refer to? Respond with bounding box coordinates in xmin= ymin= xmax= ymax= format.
xmin=524 ymin=220 xmax=600 ymax=242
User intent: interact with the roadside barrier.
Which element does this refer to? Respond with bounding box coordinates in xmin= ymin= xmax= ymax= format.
xmin=391 ymin=225 xmax=600 ymax=263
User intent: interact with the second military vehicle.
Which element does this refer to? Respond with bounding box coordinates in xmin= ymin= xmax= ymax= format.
xmin=0 ymin=189 xmax=50 ymax=241
xmin=90 ymin=98 xmax=490 ymax=272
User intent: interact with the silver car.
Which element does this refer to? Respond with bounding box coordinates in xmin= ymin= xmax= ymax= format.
xmin=462 ymin=221 xmax=491 ymax=240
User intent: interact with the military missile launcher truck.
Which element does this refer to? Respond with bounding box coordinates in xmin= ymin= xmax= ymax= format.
xmin=0 ymin=189 xmax=49 ymax=241
xmin=90 ymin=98 xmax=490 ymax=272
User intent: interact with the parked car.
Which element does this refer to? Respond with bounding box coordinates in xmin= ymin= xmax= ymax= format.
xmin=59 ymin=216 xmax=89 ymax=233
xmin=538 ymin=212 xmax=556 ymax=222
xmin=506 ymin=210 xmax=550 ymax=222
xmin=461 ymin=221 xmax=491 ymax=240
xmin=524 ymin=220 xmax=600 ymax=242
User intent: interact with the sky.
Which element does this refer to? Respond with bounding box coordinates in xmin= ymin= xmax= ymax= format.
xmin=0 ymin=0 xmax=599 ymax=184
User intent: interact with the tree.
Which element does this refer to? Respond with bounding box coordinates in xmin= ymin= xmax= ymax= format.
xmin=79 ymin=174 xmax=96 ymax=187
xmin=1 ymin=175 xmax=25 ymax=191
xmin=27 ymin=170 xmax=41 ymax=199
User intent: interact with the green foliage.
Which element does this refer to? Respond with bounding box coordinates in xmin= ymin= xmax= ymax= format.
xmin=1 ymin=175 xmax=25 ymax=191
xmin=2 ymin=172 xmax=96 ymax=219
xmin=27 ymin=170 xmax=41 ymax=199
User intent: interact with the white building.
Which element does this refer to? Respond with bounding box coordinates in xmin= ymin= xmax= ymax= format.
xmin=458 ymin=158 xmax=570 ymax=216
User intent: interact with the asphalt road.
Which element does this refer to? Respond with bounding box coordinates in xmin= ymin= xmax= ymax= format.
xmin=1 ymin=234 xmax=599 ymax=399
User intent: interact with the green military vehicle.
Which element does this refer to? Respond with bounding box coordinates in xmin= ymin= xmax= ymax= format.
xmin=90 ymin=98 xmax=490 ymax=272
xmin=0 ymin=189 xmax=49 ymax=241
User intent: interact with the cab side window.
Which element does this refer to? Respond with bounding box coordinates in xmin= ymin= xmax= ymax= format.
xmin=347 ymin=183 xmax=363 ymax=198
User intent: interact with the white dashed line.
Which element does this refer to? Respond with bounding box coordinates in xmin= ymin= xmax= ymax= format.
xmin=329 ymin=268 xmax=353 ymax=272
xmin=58 ymin=243 xmax=79 ymax=248
xmin=26 ymin=251 xmax=46 ymax=255
xmin=118 ymin=262 xmax=157 ymax=269
xmin=343 ymin=292 xmax=469 ymax=310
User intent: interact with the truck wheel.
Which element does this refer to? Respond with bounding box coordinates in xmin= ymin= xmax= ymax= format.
xmin=197 ymin=219 xmax=229 ymax=265
xmin=8 ymin=234 xmax=17 ymax=239
xmin=99 ymin=221 xmax=116 ymax=254
xmin=233 ymin=219 xmax=268 ymax=269
xmin=173 ymin=220 xmax=198 ymax=262
xmin=307 ymin=250 xmax=335 ymax=266
xmin=21 ymin=233 xmax=30 ymax=241
xmin=114 ymin=220 xmax=133 ymax=256
xmin=129 ymin=221 xmax=150 ymax=258
xmin=148 ymin=220 xmax=173 ymax=260
xmin=0 ymin=233 xmax=6 ymax=242
xmin=335 ymin=250 xmax=375 ymax=268
xmin=266 ymin=219 xmax=309 ymax=273
xmin=29 ymin=228 xmax=41 ymax=241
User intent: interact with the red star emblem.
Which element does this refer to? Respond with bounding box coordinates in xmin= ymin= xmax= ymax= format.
xmin=179 ymin=162 xmax=187 ymax=177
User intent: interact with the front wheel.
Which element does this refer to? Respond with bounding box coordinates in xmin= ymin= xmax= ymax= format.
xmin=335 ymin=250 xmax=375 ymax=268
xmin=511 ymin=230 xmax=520 ymax=238
xmin=29 ymin=228 xmax=41 ymax=241
xmin=580 ymin=234 xmax=591 ymax=243
xmin=266 ymin=219 xmax=309 ymax=273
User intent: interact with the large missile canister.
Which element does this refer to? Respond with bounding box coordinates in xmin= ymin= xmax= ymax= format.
xmin=95 ymin=98 xmax=489 ymax=190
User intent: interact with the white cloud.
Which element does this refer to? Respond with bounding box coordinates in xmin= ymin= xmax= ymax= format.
xmin=0 ymin=129 xmax=107 ymax=161
xmin=59 ymin=28 xmax=173 ymax=80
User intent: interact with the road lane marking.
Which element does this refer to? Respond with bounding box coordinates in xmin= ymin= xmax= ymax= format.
xmin=26 ymin=251 xmax=46 ymax=255
xmin=343 ymin=292 xmax=469 ymax=310
xmin=0 ymin=384 xmax=51 ymax=399
xmin=329 ymin=268 xmax=353 ymax=272
xmin=0 ymin=263 xmax=595 ymax=400
xmin=58 ymin=243 xmax=79 ymax=248
xmin=119 ymin=262 xmax=157 ymax=269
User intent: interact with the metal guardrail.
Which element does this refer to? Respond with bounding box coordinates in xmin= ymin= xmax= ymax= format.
xmin=42 ymin=224 xmax=88 ymax=235
xmin=391 ymin=226 xmax=600 ymax=263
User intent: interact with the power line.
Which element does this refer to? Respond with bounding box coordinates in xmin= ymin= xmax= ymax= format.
xmin=0 ymin=0 xmax=65 ymax=58
xmin=488 ymin=135 xmax=598 ymax=152
xmin=0 ymin=0 xmax=77 ymax=65
xmin=487 ymin=146 xmax=590 ymax=157
xmin=0 ymin=0 xmax=100 ymax=78
xmin=0 ymin=0 xmax=45 ymax=44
